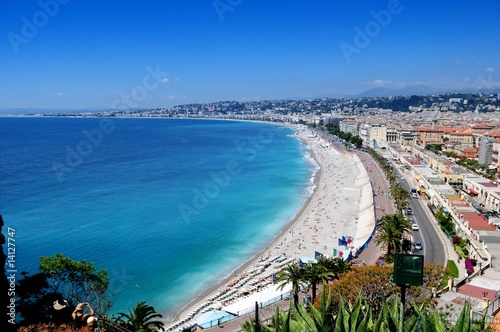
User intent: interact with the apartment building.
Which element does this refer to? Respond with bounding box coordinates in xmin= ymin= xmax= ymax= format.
xmin=415 ymin=127 xmax=443 ymax=147
xmin=478 ymin=138 xmax=494 ymax=165
xmin=339 ymin=119 xmax=359 ymax=136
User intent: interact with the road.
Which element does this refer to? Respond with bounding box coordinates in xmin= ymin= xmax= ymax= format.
xmin=394 ymin=168 xmax=446 ymax=266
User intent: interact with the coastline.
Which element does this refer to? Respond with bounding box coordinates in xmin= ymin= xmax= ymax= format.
xmin=165 ymin=124 xmax=375 ymax=329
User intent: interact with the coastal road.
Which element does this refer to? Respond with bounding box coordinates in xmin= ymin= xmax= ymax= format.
xmin=395 ymin=169 xmax=446 ymax=266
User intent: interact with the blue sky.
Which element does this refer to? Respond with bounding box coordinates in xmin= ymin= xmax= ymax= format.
xmin=1 ymin=0 xmax=499 ymax=110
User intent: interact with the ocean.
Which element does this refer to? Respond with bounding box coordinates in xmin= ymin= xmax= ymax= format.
xmin=0 ymin=117 xmax=316 ymax=319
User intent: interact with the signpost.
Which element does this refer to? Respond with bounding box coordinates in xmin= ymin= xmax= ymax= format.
xmin=393 ymin=253 xmax=424 ymax=332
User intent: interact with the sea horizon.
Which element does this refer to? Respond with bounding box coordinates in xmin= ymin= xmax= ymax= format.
xmin=0 ymin=117 xmax=317 ymax=319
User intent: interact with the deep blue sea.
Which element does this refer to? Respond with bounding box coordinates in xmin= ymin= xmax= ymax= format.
xmin=0 ymin=118 xmax=315 ymax=319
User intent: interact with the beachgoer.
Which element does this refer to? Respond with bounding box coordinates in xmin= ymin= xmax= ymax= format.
xmin=72 ymin=302 xmax=95 ymax=327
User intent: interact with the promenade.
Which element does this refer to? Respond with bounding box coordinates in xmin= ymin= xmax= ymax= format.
xmin=352 ymin=149 xmax=396 ymax=265
xmin=201 ymin=143 xmax=396 ymax=331
xmin=165 ymin=127 xmax=372 ymax=331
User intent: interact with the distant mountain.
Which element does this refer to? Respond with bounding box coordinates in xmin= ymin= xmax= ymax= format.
xmin=349 ymin=85 xmax=444 ymax=98
xmin=348 ymin=84 xmax=500 ymax=99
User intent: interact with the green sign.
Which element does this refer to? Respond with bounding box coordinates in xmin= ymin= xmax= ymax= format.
xmin=393 ymin=253 xmax=424 ymax=286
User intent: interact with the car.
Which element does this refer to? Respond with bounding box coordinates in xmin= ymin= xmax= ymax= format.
xmin=406 ymin=208 xmax=413 ymax=215
xmin=412 ymin=223 xmax=419 ymax=231
xmin=414 ymin=242 xmax=422 ymax=250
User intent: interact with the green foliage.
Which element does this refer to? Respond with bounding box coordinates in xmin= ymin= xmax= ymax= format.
xmin=375 ymin=214 xmax=412 ymax=258
xmin=435 ymin=209 xmax=456 ymax=237
xmin=302 ymin=263 xmax=334 ymax=301
xmin=425 ymin=144 xmax=443 ymax=154
xmin=116 ymin=301 xmax=165 ymax=332
xmin=390 ymin=184 xmax=409 ymax=203
xmin=17 ymin=253 xmax=111 ymax=325
xmin=274 ymin=258 xmax=353 ymax=310
xmin=274 ymin=263 xmax=306 ymax=308
xmin=316 ymin=256 xmax=352 ymax=280
xmin=243 ymin=288 xmax=486 ymax=331
xmin=443 ymin=151 xmax=458 ymax=158
xmin=455 ymin=157 xmax=495 ymax=179
xmin=454 ymin=245 xmax=468 ymax=259
xmin=39 ymin=253 xmax=110 ymax=312
xmin=447 ymin=260 xmax=459 ymax=278
xmin=324 ymin=126 xmax=363 ymax=148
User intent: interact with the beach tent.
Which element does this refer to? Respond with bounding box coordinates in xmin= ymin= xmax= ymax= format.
xmin=196 ymin=310 xmax=237 ymax=329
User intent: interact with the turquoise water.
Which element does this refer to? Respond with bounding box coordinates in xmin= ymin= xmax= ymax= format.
xmin=0 ymin=118 xmax=315 ymax=319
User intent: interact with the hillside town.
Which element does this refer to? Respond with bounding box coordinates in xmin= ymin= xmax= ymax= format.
xmin=22 ymin=91 xmax=500 ymax=325
xmin=9 ymin=93 xmax=500 ymax=322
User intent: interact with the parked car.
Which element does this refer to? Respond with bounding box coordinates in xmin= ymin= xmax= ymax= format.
xmin=412 ymin=223 xmax=419 ymax=231
xmin=414 ymin=241 xmax=422 ymax=250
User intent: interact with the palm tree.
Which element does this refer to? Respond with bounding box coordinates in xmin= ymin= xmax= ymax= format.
xmin=390 ymin=183 xmax=409 ymax=202
xmin=316 ymin=256 xmax=352 ymax=280
xmin=116 ymin=301 xmax=165 ymax=332
xmin=387 ymin=173 xmax=396 ymax=185
xmin=375 ymin=214 xmax=411 ymax=258
xmin=274 ymin=263 xmax=305 ymax=308
xmin=395 ymin=199 xmax=409 ymax=213
xmin=302 ymin=263 xmax=334 ymax=302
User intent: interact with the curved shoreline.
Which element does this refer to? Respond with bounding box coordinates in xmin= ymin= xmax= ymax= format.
xmin=164 ymin=126 xmax=321 ymax=322
xmin=165 ymin=124 xmax=373 ymax=329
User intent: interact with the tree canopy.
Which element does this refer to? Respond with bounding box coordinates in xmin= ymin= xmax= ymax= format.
xmin=17 ymin=253 xmax=110 ymax=326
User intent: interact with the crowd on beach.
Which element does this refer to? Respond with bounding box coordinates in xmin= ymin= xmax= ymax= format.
xmin=165 ymin=126 xmax=373 ymax=331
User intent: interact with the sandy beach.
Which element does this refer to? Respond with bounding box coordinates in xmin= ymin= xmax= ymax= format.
xmin=164 ymin=125 xmax=375 ymax=330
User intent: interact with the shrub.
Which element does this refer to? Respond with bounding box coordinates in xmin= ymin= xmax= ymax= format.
xmin=18 ymin=323 xmax=107 ymax=332
xmin=454 ymin=245 xmax=467 ymax=259
xmin=465 ymin=259 xmax=474 ymax=275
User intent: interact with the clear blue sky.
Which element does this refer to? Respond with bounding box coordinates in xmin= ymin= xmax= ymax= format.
xmin=1 ymin=0 xmax=499 ymax=110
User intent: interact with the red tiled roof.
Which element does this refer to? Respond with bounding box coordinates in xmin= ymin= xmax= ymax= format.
xmin=487 ymin=130 xmax=500 ymax=138
xmin=438 ymin=127 xmax=461 ymax=133
xmin=461 ymin=212 xmax=496 ymax=231
xmin=458 ymin=284 xmax=496 ymax=301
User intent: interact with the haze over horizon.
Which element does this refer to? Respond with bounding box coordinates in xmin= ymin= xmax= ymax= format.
xmin=1 ymin=0 xmax=500 ymax=111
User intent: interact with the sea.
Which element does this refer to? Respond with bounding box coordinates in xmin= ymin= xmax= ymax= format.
xmin=0 ymin=117 xmax=317 ymax=319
